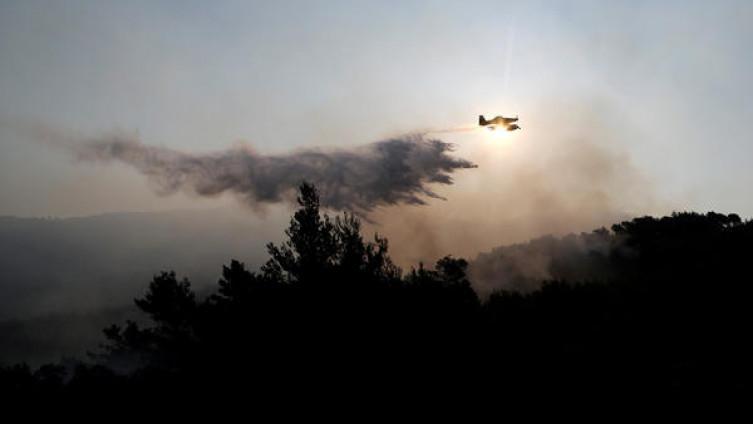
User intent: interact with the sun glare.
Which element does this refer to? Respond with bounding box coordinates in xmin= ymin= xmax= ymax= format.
xmin=487 ymin=128 xmax=509 ymax=141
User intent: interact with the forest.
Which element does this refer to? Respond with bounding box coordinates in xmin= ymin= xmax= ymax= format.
xmin=1 ymin=183 xmax=751 ymax=398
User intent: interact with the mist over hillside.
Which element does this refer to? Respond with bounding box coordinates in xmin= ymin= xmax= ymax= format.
xmin=0 ymin=208 xmax=288 ymax=365
xmin=0 ymin=209 xmax=285 ymax=320
xmin=469 ymin=229 xmax=617 ymax=297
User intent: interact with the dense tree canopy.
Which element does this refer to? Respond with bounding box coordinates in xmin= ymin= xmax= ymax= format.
xmin=1 ymin=183 xmax=751 ymax=398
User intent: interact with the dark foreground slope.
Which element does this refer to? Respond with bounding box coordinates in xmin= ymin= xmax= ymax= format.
xmin=1 ymin=184 xmax=751 ymax=398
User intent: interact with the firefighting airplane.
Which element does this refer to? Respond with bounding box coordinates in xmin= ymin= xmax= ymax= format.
xmin=478 ymin=114 xmax=521 ymax=131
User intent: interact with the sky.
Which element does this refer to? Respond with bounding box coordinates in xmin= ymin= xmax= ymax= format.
xmin=1 ymin=0 xmax=752 ymax=260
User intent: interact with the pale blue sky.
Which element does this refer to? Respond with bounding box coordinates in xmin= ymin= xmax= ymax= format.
xmin=1 ymin=0 xmax=752 ymax=231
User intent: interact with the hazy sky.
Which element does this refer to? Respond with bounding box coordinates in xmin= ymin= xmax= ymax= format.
xmin=1 ymin=0 xmax=752 ymax=239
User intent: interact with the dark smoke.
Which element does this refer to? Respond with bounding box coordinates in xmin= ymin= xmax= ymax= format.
xmin=71 ymin=133 xmax=477 ymax=212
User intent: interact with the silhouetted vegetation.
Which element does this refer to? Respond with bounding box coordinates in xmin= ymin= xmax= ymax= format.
xmin=2 ymin=184 xmax=752 ymax=398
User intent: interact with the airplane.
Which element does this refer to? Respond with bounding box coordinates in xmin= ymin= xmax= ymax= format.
xmin=479 ymin=114 xmax=521 ymax=131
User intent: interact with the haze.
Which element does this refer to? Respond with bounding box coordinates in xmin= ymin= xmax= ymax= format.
xmin=1 ymin=0 xmax=752 ymax=262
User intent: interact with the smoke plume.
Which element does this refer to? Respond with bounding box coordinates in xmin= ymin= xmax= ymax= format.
xmin=365 ymin=100 xmax=661 ymax=283
xmin=70 ymin=133 xmax=477 ymax=212
xmin=468 ymin=230 xmax=622 ymax=297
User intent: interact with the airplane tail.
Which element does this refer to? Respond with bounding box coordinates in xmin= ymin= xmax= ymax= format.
xmin=478 ymin=115 xmax=487 ymax=125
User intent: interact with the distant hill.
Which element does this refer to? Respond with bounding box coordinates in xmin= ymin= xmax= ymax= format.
xmin=0 ymin=209 xmax=284 ymax=321
xmin=0 ymin=208 xmax=287 ymax=365
xmin=469 ymin=211 xmax=749 ymax=296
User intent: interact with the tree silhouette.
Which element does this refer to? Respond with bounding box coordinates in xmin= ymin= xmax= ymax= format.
xmin=263 ymin=182 xmax=400 ymax=288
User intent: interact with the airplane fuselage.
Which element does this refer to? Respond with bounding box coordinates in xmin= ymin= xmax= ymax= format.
xmin=486 ymin=116 xmax=517 ymax=126
xmin=479 ymin=114 xmax=520 ymax=131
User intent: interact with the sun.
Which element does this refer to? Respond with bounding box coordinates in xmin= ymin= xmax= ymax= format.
xmin=486 ymin=128 xmax=509 ymax=141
